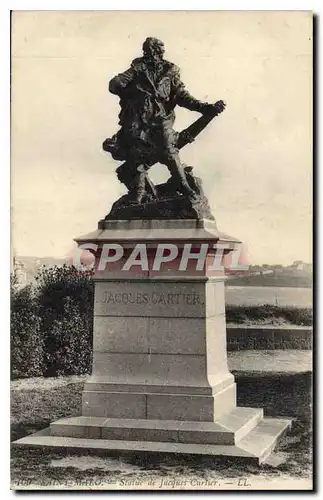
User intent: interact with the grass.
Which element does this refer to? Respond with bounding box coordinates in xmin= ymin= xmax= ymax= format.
xmin=11 ymin=372 xmax=312 ymax=490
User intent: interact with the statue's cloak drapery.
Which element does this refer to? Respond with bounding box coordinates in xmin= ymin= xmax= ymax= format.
xmin=104 ymin=57 xmax=208 ymax=164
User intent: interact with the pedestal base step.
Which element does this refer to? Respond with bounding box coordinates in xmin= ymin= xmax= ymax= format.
xmin=13 ymin=409 xmax=291 ymax=464
xmin=50 ymin=407 xmax=263 ymax=445
xmin=13 ymin=419 xmax=291 ymax=465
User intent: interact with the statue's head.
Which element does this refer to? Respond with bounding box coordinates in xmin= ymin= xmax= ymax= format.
xmin=142 ymin=37 xmax=165 ymax=64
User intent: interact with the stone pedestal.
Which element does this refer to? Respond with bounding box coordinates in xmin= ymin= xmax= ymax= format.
xmin=13 ymin=219 xmax=291 ymax=463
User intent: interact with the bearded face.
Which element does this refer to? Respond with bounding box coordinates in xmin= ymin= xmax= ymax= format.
xmin=142 ymin=37 xmax=165 ymax=67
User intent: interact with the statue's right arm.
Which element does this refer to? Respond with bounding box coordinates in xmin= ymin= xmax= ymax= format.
xmin=109 ymin=67 xmax=136 ymax=96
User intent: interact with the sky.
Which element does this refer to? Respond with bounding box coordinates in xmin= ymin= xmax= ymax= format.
xmin=11 ymin=10 xmax=312 ymax=265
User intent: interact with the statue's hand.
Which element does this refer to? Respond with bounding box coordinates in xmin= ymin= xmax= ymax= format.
xmin=201 ymin=100 xmax=226 ymax=116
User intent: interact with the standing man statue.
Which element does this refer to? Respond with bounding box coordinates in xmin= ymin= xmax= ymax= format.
xmin=103 ymin=37 xmax=226 ymax=204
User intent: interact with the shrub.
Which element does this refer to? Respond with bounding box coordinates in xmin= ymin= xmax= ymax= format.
xmin=10 ymin=275 xmax=44 ymax=379
xmin=226 ymin=305 xmax=313 ymax=326
xmin=35 ymin=265 xmax=94 ymax=377
xmin=48 ymin=298 xmax=93 ymax=376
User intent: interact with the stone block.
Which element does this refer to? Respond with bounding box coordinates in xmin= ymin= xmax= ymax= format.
xmin=93 ymin=316 xmax=214 ymax=356
xmin=206 ymin=314 xmax=231 ymax=377
xmin=148 ymin=317 xmax=207 ymax=355
xmin=213 ymin=383 xmax=236 ymax=418
xmin=82 ymin=391 xmax=146 ymax=419
xmin=50 ymin=417 xmax=107 ymax=439
xmin=93 ymin=316 xmax=149 ymax=353
xmin=101 ymin=425 xmax=179 ymax=443
xmin=91 ymin=352 xmax=208 ymax=387
xmin=217 ymin=407 xmax=263 ymax=442
xmin=237 ymin=418 xmax=292 ymax=462
xmin=146 ymin=394 xmax=215 ymax=421
xmin=205 ymin=280 xmax=226 ymax=316
xmin=178 ymin=421 xmax=234 ymax=445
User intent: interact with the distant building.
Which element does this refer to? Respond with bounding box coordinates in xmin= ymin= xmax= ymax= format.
xmin=291 ymin=261 xmax=312 ymax=272
xmin=292 ymin=260 xmax=303 ymax=270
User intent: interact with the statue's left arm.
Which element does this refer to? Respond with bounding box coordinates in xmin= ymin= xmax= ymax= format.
xmin=171 ymin=66 xmax=225 ymax=115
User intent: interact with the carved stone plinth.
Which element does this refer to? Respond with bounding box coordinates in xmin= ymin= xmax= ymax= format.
xmin=13 ymin=219 xmax=291 ymax=463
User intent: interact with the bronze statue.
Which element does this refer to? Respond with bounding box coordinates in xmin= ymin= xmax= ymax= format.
xmin=103 ymin=37 xmax=226 ymax=219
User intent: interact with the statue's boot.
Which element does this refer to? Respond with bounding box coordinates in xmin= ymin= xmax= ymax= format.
xmin=166 ymin=156 xmax=197 ymax=199
xmin=133 ymin=171 xmax=146 ymax=204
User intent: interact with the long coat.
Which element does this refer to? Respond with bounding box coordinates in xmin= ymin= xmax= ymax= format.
xmin=106 ymin=57 xmax=205 ymax=164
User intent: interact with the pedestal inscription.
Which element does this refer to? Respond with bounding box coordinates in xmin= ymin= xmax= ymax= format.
xmin=94 ymin=280 xmax=224 ymax=318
